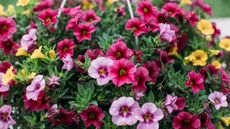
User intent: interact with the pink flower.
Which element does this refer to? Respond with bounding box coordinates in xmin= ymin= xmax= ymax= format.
xmin=0 ymin=39 xmax=19 ymax=55
xmin=88 ymin=57 xmax=114 ymax=86
xmin=106 ymin=39 xmax=133 ymax=60
xmin=173 ymin=111 xmax=201 ymax=129
xmin=135 ymin=103 xmax=164 ymax=129
xmin=0 ymin=105 xmax=16 ymax=129
xmin=61 ymin=55 xmax=74 ymax=71
xmin=74 ymin=23 xmax=96 ymax=42
xmin=66 ymin=17 xmax=80 ymax=31
xmin=164 ymin=95 xmax=178 ymax=114
xmin=125 ymin=18 xmax=148 ymax=37
xmin=48 ymin=75 xmax=60 ymax=86
xmin=38 ymin=9 xmax=58 ymax=27
xmin=0 ymin=17 xmax=17 ymax=41
xmin=136 ymin=1 xmax=158 ymax=21
xmin=185 ymin=12 xmax=199 ymax=27
xmin=109 ymin=96 xmax=139 ymax=126
xmin=20 ymin=29 xmax=37 ymax=51
xmin=144 ymin=60 xmax=161 ymax=84
xmin=198 ymin=112 xmax=215 ymax=129
xmin=26 ymin=75 xmax=45 ymax=101
xmin=175 ymin=97 xmax=186 ymax=111
xmin=33 ymin=0 xmax=53 ymax=12
xmin=0 ymin=73 xmax=9 ymax=95
xmin=161 ymin=3 xmax=180 ymax=17
xmin=57 ymin=39 xmax=75 ymax=59
xmin=132 ymin=66 xmax=150 ymax=94
xmin=191 ymin=0 xmax=212 ymax=15
xmin=109 ymin=59 xmax=137 ymax=87
xmin=84 ymin=10 xmax=101 ymax=24
xmin=86 ymin=48 xmax=104 ymax=60
xmin=116 ymin=6 xmax=126 ymax=17
xmin=185 ymin=71 xmax=204 ymax=94
xmin=208 ymin=91 xmax=228 ymax=110
xmin=159 ymin=23 xmax=176 ymax=42
xmin=61 ymin=6 xmax=84 ymax=17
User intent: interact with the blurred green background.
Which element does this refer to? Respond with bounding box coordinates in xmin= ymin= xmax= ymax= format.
xmin=0 ymin=0 xmax=230 ymax=17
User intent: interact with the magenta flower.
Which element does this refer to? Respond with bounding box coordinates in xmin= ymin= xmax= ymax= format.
xmin=208 ymin=91 xmax=228 ymax=110
xmin=61 ymin=55 xmax=74 ymax=71
xmin=61 ymin=6 xmax=84 ymax=17
xmin=20 ymin=29 xmax=37 ymax=51
xmin=173 ymin=111 xmax=201 ymax=129
xmin=88 ymin=57 xmax=114 ymax=86
xmin=33 ymin=0 xmax=53 ymax=12
xmin=144 ymin=60 xmax=161 ymax=84
xmin=135 ymin=103 xmax=164 ymax=129
xmin=84 ymin=10 xmax=101 ymax=24
xmin=175 ymin=97 xmax=186 ymax=111
xmin=48 ymin=75 xmax=60 ymax=86
xmin=26 ymin=75 xmax=45 ymax=101
xmin=185 ymin=71 xmax=204 ymax=94
xmin=37 ymin=9 xmax=58 ymax=27
xmin=0 ymin=105 xmax=16 ymax=129
xmin=159 ymin=23 xmax=175 ymax=42
xmin=86 ymin=48 xmax=104 ymax=60
xmin=74 ymin=23 xmax=96 ymax=42
xmin=109 ymin=96 xmax=139 ymax=126
xmin=57 ymin=39 xmax=76 ymax=59
xmin=161 ymin=3 xmax=180 ymax=17
xmin=185 ymin=12 xmax=199 ymax=27
xmin=109 ymin=59 xmax=137 ymax=87
xmin=136 ymin=1 xmax=158 ymax=21
xmin=164 ymin=95 xmax=178 ymax=114
xmin=125 ymin=18 xmax=148 ymax=37
xmin=0 ymin=17 xmax=17 ymax=41
xmin=0 ymin=39 xmax=19 ymax=55
xmin=66 ymin=17 xmax=80 ymax=31
xmin=106 ymin=38 xmax=133 ymax=60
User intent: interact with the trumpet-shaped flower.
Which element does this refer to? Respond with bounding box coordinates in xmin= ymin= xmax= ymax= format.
xmin=159 ymin=23 xmax=176 ymax=42
xmin=20 ymin=29 xmax=37 ymax=51
xmin=16 ymin=47 xmax=29 ymax=56
xmin=38 ymin=9 xmax=57 ymax=27
xmin=219 ymin=38 xmax=230 ymax=52
xmin=185 ymin=71 xmax=204 ymax=94
xmin=125 ymin=18 xmax=148 ymax=37
xmin=0 ymin=39 xmax=19 ymax=55
xmin=0 ymin=17 xmax=17 ymax=41
xmin=74 ymin=23 xmax=96 ymax=42
xmin=185 ymin=50 xmax=208 ymax=66
xmin=136 ymin=1 xmax=158 ymax=21
xmin=31 ymin=46 xmax=45 ymax=59
xmin=2 ymin=66 xmax=15 ymax=85
xmin=0 ymin=105 xmax=16 ymax=129
xmin=197 ymin=19 xmax=214 ymax=35
xmin=57 ymin=39 xmax=75 ymax=59
xmin=164 ymin=95 xmax=178 ymax=114
xmin=208 ymin=91 xmax=228 ymax=110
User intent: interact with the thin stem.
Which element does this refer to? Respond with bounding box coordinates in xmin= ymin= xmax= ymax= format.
xmin=55 ymin=0 xmax=67 ymax=29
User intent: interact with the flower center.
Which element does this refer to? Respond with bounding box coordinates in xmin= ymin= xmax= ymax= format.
xmin=214 ymin=98 xmax=220 ymax=104
xmin=45 ymin=17 xmax=52 ymax=23
xmin=6 ymin=42 xmax=11 ymax=47
xmin=195 ymin=55 xmax=201 ymax=60
xmin=1 ymin=25 xmax=8 ymax=31
xmin=0 ymin=112 xmax=9 ymax=122
xmin=35 ymin=83 xmax=41 ymax=90
xmin=182 ymin=120 xmax=190 ymax=125
xmin=116 ymin=52 xmax=122 ymax=58
xmin=120 ymin=106 xmax=130 ymax=117
xmin=63 ymin=46 xmax=69 ymax=52
xmin=143 ymin=8 xmax=148 ymax=13
xmin=119 ymin=69 xmax=127 ymax=76
xmin=131 ymin=26 xmax=137 ymax=31
xmin=82 ymin=30 xmax=88 ymax=35
xmin=143 ymin=113 xmax=153 ymax=121
xmin=88 ymin=17 xmax=94 ymax=22
xmin=98 ymin=69 xmax=106 ymax=75
xmin=88 ymin=112 xmax=96 ymax=119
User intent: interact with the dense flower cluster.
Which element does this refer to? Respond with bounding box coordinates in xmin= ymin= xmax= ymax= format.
xmin=0 ymin=0 xmax=229 ymax=129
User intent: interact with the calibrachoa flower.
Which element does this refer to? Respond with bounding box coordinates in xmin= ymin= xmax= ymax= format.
xmin=109 ymin=96 xmax=139 ymax=126
xmin=20 ymin=28 xmax=37 ymax=52
xmin=47 ymin=75 xmax=60 ymax=86
xmin=109 ymin=59 xmax=137 ymax=87
xmin=66 ymin=17 xmax=80 ymax=31
xmin=161 ymin=3 xmax=180 ymax=17
xmin=208 ymin=91 xmax=228 ymax=110
xmin=57 ymin=39 xmax=76 ymax=59
xmin=159 ymin=23 xmax=176 ymax=42
xmin=184 ymin=50 xmax=208 ymax=66
xmin=198 ymin=112 xmax=215 ymax=129
xmin=74 ymin=23 xmax=96 ymax=42
xmin=136 ymin=1 xmax=158 ymax=21
xmin=48 ymin=108 xmax=75 ymax=126
xmin=106 ymin=38 xmax=133 ymax=60
xmin=86 ymin=48 xmax=104 ymax=60
xmin=175 ymin=97 xmax=186 ymax=111
xmin=88 ymin=57 xmax=114 ymax=85
xmin=31 ymin=46 xmax=45 ymax=59
xmin=0 ymin=17 xmax=17 ymax=41
xmin=37 ymin=9 xmax=58 ymax=27
xmin=61 ymin=55 xmax=74 ymax=71
xmin=80 ymin=105 xmax=105 ymax=129
xmin=0 ymin=39 xmax=19 ymax=55
xmin=26 ymin=75 xmax=45 ymax=101
xmin=144 ymin=60 xmax=161 ymax=84
xmin=135 ymin=102 xmax=164 ymax=129
xmin=0 ymin=105 xmax=16 ymax=129
xmin=84 ymin=10 xmax=101 ymax=24
xmin=185 ymin=71 xmax=204 ymax=94
xmin=185 ymin=11 xmax=199 ymax=26
xmin=219 ymin=38 xmax=230 ymax=52
xmin=125 ymin=18 xmax=148 ymax=37
xmin=0 ymin=73 xmax=10 ymax=94
xmin=164 ymin=95 xmax=178 ymax=114
xmin=197 ymin=19 xmax=214 ymax=35
xmin=173 ymin=111 xmax=201 ymax=129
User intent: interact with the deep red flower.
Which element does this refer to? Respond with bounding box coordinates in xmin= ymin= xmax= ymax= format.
xmin=106 ymin=38 xmax=133 ymax=60
xmin=199 ymin=64 xmax=218 ymax=79
xmin=177 ymin=33 xmax=188 ymax=52
xmin=48 ymin=108 xmax=75 ymax=126
xmin=144 ymin=60 xmax=161 ymax=84
xmin=86 ymin=49 xmax=104 ymax=60
xmin=132 ymin=66 xmax=150 ymax=94
xmin=175 ymin=97 xmax=186 ymax=111
xmin=57 ymin=39 xmax=76 ymax=59
xmin=136 ymin=1 xmax=158 ymax=21
xmin=185 ymin=12 xmax=199 ymax=27
xmin=75 ymin=54 xmax=86 ymax=74
xmin=161 ymin=3 xmax=181 ymax=17
xmin=23 ymin=91 xmax=50 ymax=112
xmin=109 ymin=59 xmax=137 ymax=87
xmin=0 ymin=39 xmax=19 ymax=55
xmin=125 ymin=18 xmax=148 ymax=37
xmin=116 ymin=6 xmax=126 ymax=17
xmin=74 ymin=23 xmax=96 ymax=42
xmin=198 ymin=112 xmax=215 ymax=129
xmin=80 ymin=105 xmax=105 ymax=129
xmin=33 ymin=0 xmax=53 ymax=12
xmin=84 ymin=10 xmax=101 ymax=24
xmin=38 ymin=9 xmax=58 ymax=27
xmin=185 ymin=71 xmax=204 ymax=94
xmin=133 ymin=50 xmax=143 ymax=63
xmin=212 ymin=22 xmax=221 ymax=38
xmin=158 ymin=49 xmax=174 ymax=65
xmin=0 ymin=17 xmax=17 ymax=41
xmin=220 ymin=68 xmax=230 ymax=94
xmin=173 ymin=112 xmax=201 ymax=129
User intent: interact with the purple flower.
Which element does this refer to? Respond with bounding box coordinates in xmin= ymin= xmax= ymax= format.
xmin=164 ymin=95 xmax=178 ymax=114
xmin=208 ymin=91 xmax=228 ymax=110
xmin=26 ymin=75 xmax=45 ymax=101
xmin=159 ymin=23 xmax=175 ymax=42
xmin=48 ymin=75 xmax=60 ymax=86
xmin=20 ymin=29 xmax=37 ymax=51
xmin=45 ymin=104 xmax=58 ymax=118
xmin=109 ymin=96 xmax=139 ymax=126
xmin=61 ymin=55 xmax=74 ymax=71
xmin=134 ymin=103 xmax=164 ymax=129
xmin=0 ymin=105 xmax=16 ymax=129
xmin=88 ymin=57 xmax=114 ymax=86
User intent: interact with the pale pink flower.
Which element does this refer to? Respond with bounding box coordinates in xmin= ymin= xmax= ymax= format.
xmin=164 ymin=95 xmax=178 ymax=114
xmin=61 ymin=55 xmax=74 ymax=71
xmin=48 ymin=75 xmax=60 ymax=86
xmin=20 ymin=29 xmax=37 ymax=51
xmin=0 ymin=73 xmax=9 ymax=93
xmin=0 ymin=105 xmax=16 ymax=129
xmin=159 ymin=23 xmax=175 ymax=42
xmin=208 ymin=91 xmax=228 ymax=110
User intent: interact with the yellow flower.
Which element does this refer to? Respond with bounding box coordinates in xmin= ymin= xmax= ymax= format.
xmin=49 ymin=50 xmax=56 ymax=59
xmin=209 ymin=49 xmax=220 ymax=56
xmin=219 ymin=38 xmax=230 ymax=51
xmin=180 ymin=0 xmax=192 ymax=5
xmin=2 ymin=66 xmax=15 ymax=85
xmin=16 ymin=47 xmax=29 ymax=56
xmin=0 ymin=4 xmax=5 ymax=16
xmin=197 ymin=19 xmax=214 ymax=35
xmin=82 ymin=0 xmax=94 ymax=10
xmin=211 ymin=60 xmax=221 ymax=69
xmin=17 ymin=0 xmax=30 ymax=6
xmin=22 ymin=9 xmax=31 ymax=16
xmin=221 ymin=117 xmax=230 ymax=126
xmin=169 ymin=47 xmax=179 ymax=57
xmin=185 ymin=50 xmax=208 ymax=66
xmin=107 ymin=0 xmax=118 ymax=5
xmin=20 ymin=69 xmax=36 ymax=80
xmin=6 ymin=5 xmax=15 ymax=16
xmin=31 ymin=46 xmax=45 ymax=59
